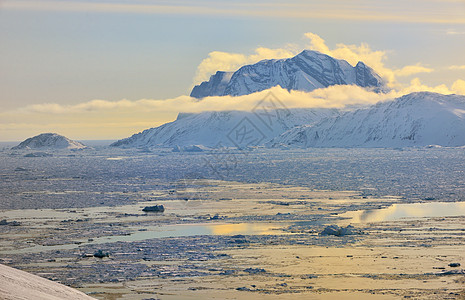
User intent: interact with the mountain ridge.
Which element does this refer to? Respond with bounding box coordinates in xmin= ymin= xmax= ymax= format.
xmin=269 ymin=92 xmax=465 ymax=148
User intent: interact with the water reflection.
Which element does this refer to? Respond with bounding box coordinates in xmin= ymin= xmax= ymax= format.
xmin=209 ymin=223 xmax=281 ymax=235
xmin=0 ymin=222 xmax=287 ymax=255
xmin=118 ymin=222 xmax=285 ymax=241
xmin=345 ymin=201 xmax=465 ymax=223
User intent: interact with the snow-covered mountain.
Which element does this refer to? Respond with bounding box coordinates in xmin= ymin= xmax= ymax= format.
xmin=12 ymin=133 xmax=87 ymax=150
xmin=269 ymin=92 xmax=465 ymax=148
xmin=190 ymin=50 xmax=387 ymax=98
xmin=111 ymin=108 xmax=340 ymax=148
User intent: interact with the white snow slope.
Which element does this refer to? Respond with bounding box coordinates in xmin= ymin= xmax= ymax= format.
xmin=190 ymin=50 xmax=387 ymax=98
xmin=269 ymin=92 xmax=465 ymax=148
xmin=111 ymin=108 xmax=340 ymax=148
xmin=0 ymin=263 xmax=96 ymax=300
xmin=12 ymin=133 xmax=87 ymax=150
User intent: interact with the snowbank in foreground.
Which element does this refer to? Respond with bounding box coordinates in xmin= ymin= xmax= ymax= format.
xmin=0 ymin=264 xmax=96 ymax=300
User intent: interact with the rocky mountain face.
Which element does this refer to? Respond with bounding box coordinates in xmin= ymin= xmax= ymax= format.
xmin=190 ymin=50 xmax=387 ymax=98
xmin=190 ymin=71 xmax=234 ymax=98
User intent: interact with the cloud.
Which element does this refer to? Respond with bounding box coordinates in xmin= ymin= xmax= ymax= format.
xmin=303 ymin=33 xmax=331 ymax=54
xmin=394 ymin=78 xmax=465 ymax=96
xmin=452 ymin=79 xmax=465 ymax=94
xmin=193 ymin=47 xmax=296 ymax=84
xmin=4 ymin=0 xmax=465 ymax=24
xmin=399 ymin=78 xmax=453 ymax=94
xmin=303 ymin=33 xmax=434 ymax=87
xmin=1 ymin=85 xmax=395 ymax=140
xmin=2 ymin=32 xmax=463 ymax=141
xmin=21 ymin=79 xmax=465 ymax=119
xmin=449 ymin=65 xmax=465 ymax=70
xmin=3 ymin=79 xmax=465 ymax=141
xmin=395 ymin=64 xmax=434 ymax=77
xmin=22 ymin=99 xmax=137 ymax=114
xmin=446 ymin=29 xmax=465 ymax=35
xmin=16 ymin=85 xmax=391 ymax=116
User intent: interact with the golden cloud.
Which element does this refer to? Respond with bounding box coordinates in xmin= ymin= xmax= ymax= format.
xmin=303 ymin=33 xmax=434 ymax=87
xmin=193 ymin=47 xmax=296 ymax=84
xmin=4 ymin=0 xmax=465 ymax=24
xmin=2 ymin=80 xmax=464 ymax=141
xmin=452 ymin=79 xmax=465 ymax=94
xmin=449 ymin=65 xmax=465 ymax=70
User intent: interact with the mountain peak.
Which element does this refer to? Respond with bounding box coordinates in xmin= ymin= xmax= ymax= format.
xmin=296 ymin=49 xmax=327 ymax=58
xmin=191 ymin=50 xmax=387 ymax=98
xmin=399 ymin=91 xmax=445 ymax=99
xmin=295 ymin=50 xmax=346 ymax=62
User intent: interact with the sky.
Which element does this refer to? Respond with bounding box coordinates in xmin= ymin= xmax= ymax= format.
xmin=1 ymin=0 xmax=465 ymax=141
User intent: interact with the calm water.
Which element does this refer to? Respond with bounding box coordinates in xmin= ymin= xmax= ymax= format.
xmin=343 ymin=201 xmax=465 ymax=223
xmin=0 ymin=222 xmax=288 ymax=254
xmin=4 ymin=202 xmax=465 ymax=254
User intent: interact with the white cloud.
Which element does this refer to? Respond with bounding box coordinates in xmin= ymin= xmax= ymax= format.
xmin=449 ymin=65 xmax=465 ymax=70
xmin=446 ymin=29 xmax=465 ymax=35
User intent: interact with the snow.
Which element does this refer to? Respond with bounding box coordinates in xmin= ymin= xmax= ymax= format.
xmin=191 ymin=50 xmax=387 ymax=98
xmin=0 ymin=263 xmax=96 ymax=300
xmin=111 ymin=109 xmax=340 ymax=148
xmin=173 ymin=145 xmax=212 ymax=152
xmin=113 ymin=92 xmax=465 ymax=149
xmin=269 ymin=92 xmax=465 ymax=148
xmin=12 ymin=133 xmax=87 ymax=150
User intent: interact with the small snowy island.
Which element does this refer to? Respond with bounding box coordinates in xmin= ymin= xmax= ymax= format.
xmin=12 ymin=133 xmax=87 ymax=150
